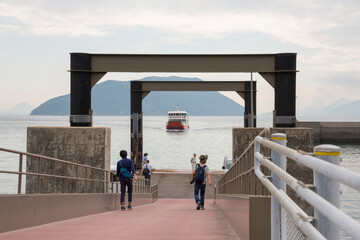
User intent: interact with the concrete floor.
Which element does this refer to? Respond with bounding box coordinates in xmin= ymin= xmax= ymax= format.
xmin=0 ymin=199 xmax=239 ymax=240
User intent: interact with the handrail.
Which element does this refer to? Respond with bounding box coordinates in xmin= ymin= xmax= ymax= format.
xmin=255 ymin=136 xmax=360 ymax=191
xmin=254 ymin=135 xmax=360 ymax=239
xmin=217 ymin=127 xmax=270 ymax=195
xmin=254 ymin=161 xmax=325 ymax=240
xmin=0 ymin=147 xmax=110 ymax=173
xmin=233 ymin=127 xmax=270 ymax=164
xmin=0 ymin=147 xmax=152 ymax=195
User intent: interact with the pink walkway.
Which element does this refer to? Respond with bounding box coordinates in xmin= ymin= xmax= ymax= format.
xmin=0 ymin=199 xmax=239 ymax=240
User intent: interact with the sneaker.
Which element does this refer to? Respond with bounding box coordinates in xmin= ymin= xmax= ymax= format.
xmin=128 ymin=204 xmax=132 ymax=210
xmin=121 ymin=206 xmax=126 ymax=211
xmin=196 ymin=202 xmax=201 ymax=210
xmin=200 ymin=206 xmax=205 ymax=210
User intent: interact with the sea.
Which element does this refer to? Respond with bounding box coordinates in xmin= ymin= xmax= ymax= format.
xmin=0 ymin=115 xmax=359 ymax=238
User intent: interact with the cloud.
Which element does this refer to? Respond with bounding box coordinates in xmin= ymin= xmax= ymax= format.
xmin=0 ymin=1 xmax=358 ymax=47
xmin=1 ymin=0 xmax=358 ymax=65
xmin=0 ymin=0 xmax=359 ymax=111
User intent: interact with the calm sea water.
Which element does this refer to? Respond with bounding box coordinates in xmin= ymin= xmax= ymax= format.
xmin=0 ymin=115 xmax=359 ymax=238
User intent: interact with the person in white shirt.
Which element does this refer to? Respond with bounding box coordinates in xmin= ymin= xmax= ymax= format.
xmin=143 ymin=160 xmax=152 ymax=186
xmin=190 ymin=153 xmax=197 ymax=171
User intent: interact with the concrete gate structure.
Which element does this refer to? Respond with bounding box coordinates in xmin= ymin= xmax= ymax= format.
xmin=69 ymin=53 xmax=298 ymax=167
xmin=130 ymin=80 xmax=256 ymax=168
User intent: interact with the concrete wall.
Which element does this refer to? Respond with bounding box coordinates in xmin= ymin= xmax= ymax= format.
xmin=297 ymin=121 xmax=360 ymax=143
xmin=215 ymin=194 xmax=270 ymax=240
xmin=26 ymin=127 xmax=111 ymax=193
xmin=233 ymin=127 xmax=314 ymax=215
xmin=0 ymin=193 xmax=152 ymax=233
xmin=151 ymin=172 xmax=222 ymax=199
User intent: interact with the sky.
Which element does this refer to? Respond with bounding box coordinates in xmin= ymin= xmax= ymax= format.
xmin=0 ymin=0 xmax=359 ymax=114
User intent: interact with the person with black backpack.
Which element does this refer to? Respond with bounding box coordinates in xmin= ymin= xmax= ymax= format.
xmin=117 ymin=150 xmax=138 ymax=211
xmin=142 ymin=160 xmax=152 ymax=186
xmin=192 ymin=154 xmax=212 ymax=210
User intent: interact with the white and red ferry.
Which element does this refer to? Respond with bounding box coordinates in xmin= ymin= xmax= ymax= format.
xmin=166 ymin=106 xmax=189 ymax=131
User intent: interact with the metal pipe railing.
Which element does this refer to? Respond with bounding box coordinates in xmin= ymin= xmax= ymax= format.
xmin=217 ymin=127 xmax=270 ymax=195
xmin=0 ymin=147 xmax=153 ymax=196
xmin=254 ymin=135 xmax=360 ymax=240
xmin=255 ymin=136 xmax=360 ymax=191
xmin=254 ymin=160 xmax=325 ymax=240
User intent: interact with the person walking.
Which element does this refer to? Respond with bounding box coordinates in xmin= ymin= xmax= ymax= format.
xmin=117 ymin=150 xmax=138 ymax=211
xmin=190 ymin=153 xmax=197 ymax=172
xmin=142 ymin=160 xmax=152 ymax=186
xmin=193 ymin=154 xmax=211 ymax=210
xmin=143 ymin=153 xmax=148 ymax=166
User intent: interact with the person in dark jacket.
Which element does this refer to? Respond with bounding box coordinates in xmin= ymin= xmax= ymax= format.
xmin=117 ymin=150 xmax=138 ymax=211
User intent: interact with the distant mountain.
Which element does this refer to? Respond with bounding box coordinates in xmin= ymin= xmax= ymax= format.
xmin=31 ymin=76 xmax=244 ymax=116
xmin=297 ymin=98 xmax=360 ymax=119
xmin=0 ymin=102 xmax=34 ymax=116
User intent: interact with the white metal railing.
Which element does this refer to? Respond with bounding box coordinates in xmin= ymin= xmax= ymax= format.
xmin=254 ymin=129 xmax=360 ymax=240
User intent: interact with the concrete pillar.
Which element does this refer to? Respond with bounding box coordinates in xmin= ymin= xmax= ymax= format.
xmin=131 ymin=81 xmax=143 ymax=169
xmin=26 ymin=127 xmax=111 ymax=194
xmin=314 ymin=144 xmax=341 ymax=240
xmin=274 ymin=53 xmax=297 ymax=127
xmin=70 ymin=53 xmax=92 ymax=127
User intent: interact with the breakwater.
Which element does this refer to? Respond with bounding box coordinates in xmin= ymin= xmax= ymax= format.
xmin=296 ymin=121 xmax=360 ymax=143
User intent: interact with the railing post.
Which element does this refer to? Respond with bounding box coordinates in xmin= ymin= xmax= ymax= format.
xmin=254 ymin=140 xmax=260 ymax=173
xmin=271 ymin=133 xmax=287 ymax=240
xmin=106 ymin=171 xmax=109 ymax=193
xmin=85 ymin=168 xmax=88 ymax=193
xmin=18 ymin=154 xmax=23 ymax=194
xmin=314 ymin=144 xmax=341 ymax=240
xmin=76 ymin=165 xmax=79 ymax=193
xmin=65 ymin=163 xmax=68 ymax=193
xmin=37 ymin=157 xmax=41 ymax=194
xmin=52 ymin=161 xmax=56 ymax=193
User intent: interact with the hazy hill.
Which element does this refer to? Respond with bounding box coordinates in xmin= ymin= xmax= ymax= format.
xmin=0 ymin=102 xmax=34 ymax=116
xmin=31 ymin=76 xmax=244 ymax=116
xmin=297 ymin=98 xmax=360 ymax=119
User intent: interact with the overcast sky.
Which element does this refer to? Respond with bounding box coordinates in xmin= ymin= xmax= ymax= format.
xmin=0 ymin=0 xmax=359 ymax=114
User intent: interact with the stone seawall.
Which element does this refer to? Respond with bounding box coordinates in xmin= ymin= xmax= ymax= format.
xmin=297 ymin=121 xmax=360 ymax=143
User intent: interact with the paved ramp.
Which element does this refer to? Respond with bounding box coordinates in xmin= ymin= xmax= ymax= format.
xmin=0 ymin=199 xmax=239 ymax=240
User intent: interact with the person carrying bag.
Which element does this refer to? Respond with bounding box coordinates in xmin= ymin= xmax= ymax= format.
xmin=117 ymin=150 xmax=138 ymax=211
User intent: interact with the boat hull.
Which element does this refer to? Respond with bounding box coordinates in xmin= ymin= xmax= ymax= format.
xmin=166 ymin=121 xmax=189 ymax=131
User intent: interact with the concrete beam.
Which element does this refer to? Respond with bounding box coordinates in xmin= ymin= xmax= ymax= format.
xmin=140 ymin=81 xmax=247 ymax=91
xmin=88 ymin=54 xmax=277 ymax=73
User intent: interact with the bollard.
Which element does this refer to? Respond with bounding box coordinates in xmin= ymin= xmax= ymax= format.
xmin=271 ymin=133 xmax=287 ymax=240
xmin=314 ymin=144 xmax=340 ymax=240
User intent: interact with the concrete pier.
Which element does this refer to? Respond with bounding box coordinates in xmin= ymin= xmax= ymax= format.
xmin=297 ymin=121 xmax=360 ymax=143
xmin=26 ymin=127 xmax=111 ymax=193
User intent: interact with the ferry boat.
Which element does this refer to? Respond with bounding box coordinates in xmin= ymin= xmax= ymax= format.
xmin=166 ymin=106 xmax=189 ymax=131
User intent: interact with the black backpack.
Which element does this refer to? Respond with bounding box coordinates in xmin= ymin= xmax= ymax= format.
xmin=143 ymin=164 xmax=150 ymax=175
xmin=194 ymin=164 xmax=206 ymax=184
